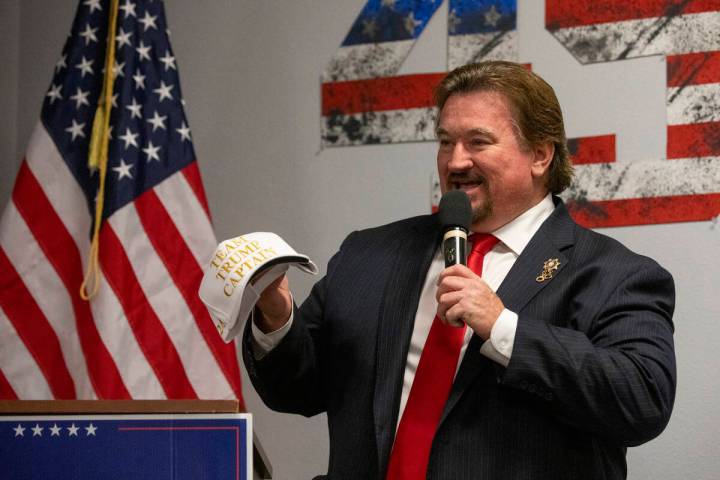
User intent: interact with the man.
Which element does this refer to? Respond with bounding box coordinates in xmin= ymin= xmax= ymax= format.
xmin=243 ymin=61 xmax=676 ymax=479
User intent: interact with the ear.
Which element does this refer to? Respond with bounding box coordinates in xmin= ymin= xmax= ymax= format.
xmin=530 ymin=142 xmax=554 ymax=179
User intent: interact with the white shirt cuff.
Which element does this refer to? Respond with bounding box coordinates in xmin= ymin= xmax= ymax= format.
xmin=250 ymin=308 xmax=294 ymax=360
xmin=479 ymin=308 xmax=518 ymax=367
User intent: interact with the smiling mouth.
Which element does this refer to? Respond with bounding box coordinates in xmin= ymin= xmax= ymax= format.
xmin=451 ymin=177 xmax=485 ymax=193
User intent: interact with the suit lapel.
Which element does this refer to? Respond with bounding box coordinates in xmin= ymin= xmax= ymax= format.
xmin=373 ymin=216 xmax=440 ymax=476
xmin=440 ymin=199 xmax=576 ymax=425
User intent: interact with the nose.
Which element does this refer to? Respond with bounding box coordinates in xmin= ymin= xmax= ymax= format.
xmin=447 ymin=141 xmax=473 ymax=172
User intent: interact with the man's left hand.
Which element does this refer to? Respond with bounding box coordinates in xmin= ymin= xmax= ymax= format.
xmin=436 ymin=264 xmax=505 ymax=340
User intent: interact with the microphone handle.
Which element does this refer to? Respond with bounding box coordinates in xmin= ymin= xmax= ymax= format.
xmin=442 ymin=227 xmax=467 ymax=267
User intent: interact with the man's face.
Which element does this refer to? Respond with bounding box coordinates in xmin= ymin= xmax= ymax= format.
xmin=436 ymin=90 xmax=552 ymax=232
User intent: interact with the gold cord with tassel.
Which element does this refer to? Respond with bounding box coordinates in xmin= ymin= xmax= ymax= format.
xmin=80 ymin=0 xmax=119 ymax=300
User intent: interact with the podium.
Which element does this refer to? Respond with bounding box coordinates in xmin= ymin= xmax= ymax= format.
xmin=0 ymin=400 xmax=272 ymax=480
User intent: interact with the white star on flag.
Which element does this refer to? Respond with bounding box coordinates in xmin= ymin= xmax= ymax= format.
xmin=75 ymin=56 xmax=94 ymax=77
xmin=484 ymin=5 xmax=501 ymax=27
xmin=113 ymin=159 xmax=134 ymax=180
xmin=133 ymin=69 xmax=146 ymax=89
xmin=126 ymin=97 xmax=142 ymax=119
xmin=113 ymin=60 xmax=126 ymax=78
xmin=136 ymin=41 xmax=152 ymax=61
xmin=147 ymin=111 xmax=167 ymax=131
xmin=119 ymin=127 xmax=139 ymax=149
xmin=176 ymin=122 xmax=191 ymax=142
xmin=65 ymin=119 xmax=86 ymax=140
xmin=46 ymin=84 xmax=63 ymax=104
xmin=448 ymin=9 xmax=461 ymax=34
xmin=362 ymin=19 xmax=378 ymax=39
xmin=50 ymin=424 xmax=62 ymax=436
xmin=404 ymin=12 xmax=422 ymax=35
xmin=79 ymin=23 xmax=98 ymax=44
xmin=139 ymin=11 xmax=158 ymax=31
xmin=13 ymin=424 xmax=25 ymax=437
xmin=116 ymin=28 xmax=132 ymax=48
xmin=70 ymin=87 xmax=90 ymax=109
xmin=84 ymin=0 xmax=102 ymax=13
xmin=143 ymin=141 xmax=161 ymax=162
xmin=159 ymin=51 xmax=176 ymax=71
xmin=67 ymin=424 xmax=79 ymax=436
xmin=153 ymin=80 xmax=174 ymax=102
xmin=32 ymin=424 xmax=44 ymax=436
xmin=85 ymin=423 xmax=98 ymax=436
xmin=55 ymin=54 xmax=67 ymax=73
xmin=119 ymin=0 xmax=136 ymax=18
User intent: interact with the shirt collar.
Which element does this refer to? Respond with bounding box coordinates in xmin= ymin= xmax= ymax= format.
xmin=491 ymin=194 xmax=554 ymax=256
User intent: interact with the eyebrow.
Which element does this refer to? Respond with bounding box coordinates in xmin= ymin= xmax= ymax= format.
xmin=435 ymin=127 xmax=497 ymax=141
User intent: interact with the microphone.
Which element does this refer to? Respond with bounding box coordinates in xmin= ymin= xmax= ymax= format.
xmin=438 ymin=190 xmax=472 ymax=267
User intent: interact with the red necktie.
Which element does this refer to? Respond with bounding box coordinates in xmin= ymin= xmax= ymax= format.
xmin=385 ymin=234 xmax=499 ymax=479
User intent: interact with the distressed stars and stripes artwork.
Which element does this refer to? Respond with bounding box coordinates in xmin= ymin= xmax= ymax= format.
xmin=320 ymin=0 xmax=719 ymax=228
xmin=321 ymin=0 xmax=517 ymax=146
xmin=546 ymin=0 xmax=720 ymax=226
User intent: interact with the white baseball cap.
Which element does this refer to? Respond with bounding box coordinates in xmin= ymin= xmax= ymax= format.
xmin=199 ymin=232 xmax=318 ymax=342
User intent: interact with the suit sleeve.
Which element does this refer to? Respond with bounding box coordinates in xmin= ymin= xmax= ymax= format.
xmin=500 ymin=261 xmax=676 ymax=447
xmin=241 ymin=233 xmax=353 ymax=417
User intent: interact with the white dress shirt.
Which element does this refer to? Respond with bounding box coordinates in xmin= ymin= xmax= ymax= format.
xmin=251 ymin=195 xmax=555 ymax=426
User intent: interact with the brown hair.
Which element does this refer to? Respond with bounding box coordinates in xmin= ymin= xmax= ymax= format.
xmin=434 ymin=61 xmax=573 ymax=194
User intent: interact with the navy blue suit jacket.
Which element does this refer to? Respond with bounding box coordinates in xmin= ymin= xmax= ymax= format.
xmin=243 ymin=198 xmax=676 ymax=479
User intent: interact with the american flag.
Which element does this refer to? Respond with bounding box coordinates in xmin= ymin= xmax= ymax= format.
xmin=0 ymin=0 xmax=244 ymax=403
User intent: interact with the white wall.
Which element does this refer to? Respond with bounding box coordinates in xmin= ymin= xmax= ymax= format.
xmin=0 ymin=0 xmax=20 ymax=209
xmin=3 ymin=1 xmax=719 ymax=479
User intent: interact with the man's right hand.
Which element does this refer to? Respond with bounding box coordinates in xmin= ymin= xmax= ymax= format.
xmin=254 ymin=274 xmax=293 ymax=333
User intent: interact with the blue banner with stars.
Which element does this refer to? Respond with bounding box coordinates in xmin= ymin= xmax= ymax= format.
xmin=1 ymin=415 xmax=251 ymax=479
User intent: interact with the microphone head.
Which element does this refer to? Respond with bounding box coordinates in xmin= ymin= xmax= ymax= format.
xmin=438 ymin=190 xmax=472 ymax=232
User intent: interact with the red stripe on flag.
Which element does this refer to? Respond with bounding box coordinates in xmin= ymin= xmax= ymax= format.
xmin=0 ymin=248 xmax=75 ymax=398
xmin=322 ymin=73 xmax=445 ymax=116
xmin=0 ymin=368 xmax=18 ymax=399
xmin=567 ymin=193 xmax=720 ymax=228
xmin=12 ymin=161 xmax=130 ymax=399
xmin=667 ymin=51 xmax=720 ymax=87
xmin=667 ymin=122 xmax=720 ymax=158
xmin=135 ymin=189 xmax=244 ymax=404
xmin=99 ymin=223 xmax=199 ymax=399
xmin=322 ymin=66 xmax=532 ymax=116
xmin=568 ymin=134 xmax=616 ymax=164
xmin=182 ymin=161 xmax=212 ymax=220
xmin=546 ymin=0 xmax=720 ymax=30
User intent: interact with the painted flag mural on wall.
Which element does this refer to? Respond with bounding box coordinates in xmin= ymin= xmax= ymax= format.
xmin=0 ymin=0 xmax=244 ymax=404
xmin=546 ymin=0 xmax=720 ymax=227
xmin=321 ymin=0 xmax=720 ymax=228
xmin=321 ymin=0 xmax=518 ymax=146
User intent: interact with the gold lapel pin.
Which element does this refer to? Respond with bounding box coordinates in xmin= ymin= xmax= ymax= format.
xmin=536 ymin=258 xmax=561 ymax=282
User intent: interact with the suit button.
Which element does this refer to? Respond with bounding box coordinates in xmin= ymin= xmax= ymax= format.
xmin=520 ymin=380 xmax=528 ymax=390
